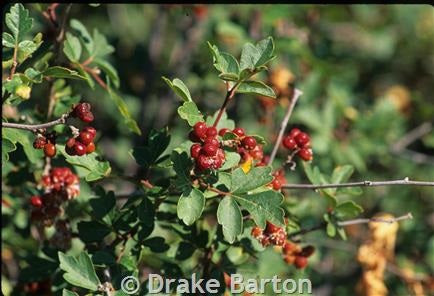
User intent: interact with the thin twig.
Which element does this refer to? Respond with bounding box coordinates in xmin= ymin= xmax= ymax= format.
xmin=282 ymin=177 xmax=434 ymax=189
xmin=337 ymin=212 xmax=413 ymax=226
xmin=2 ymin=113 xmax=69 ymax=132
xmin=212 ymin=83 xmax=240 ymax=128
xmin=8 ymin=45 xmax=19 ymax=79
xmin=267 ymin=88 xmax=303 ymax=166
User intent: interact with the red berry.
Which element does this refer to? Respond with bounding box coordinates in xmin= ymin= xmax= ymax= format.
xmin=218 ymin=128 xmax=230 ymax=137
xmin=79 ymin=131 xmax=93 ymax=145
xmin=283 ymin=241 xmax=296 ymax=254
xmin=82 ymin=112 xmax=94 ymax=123
xmin=196 ymin=154 xmax=213 ymax=170
xmin=284 ymin=255 xmax=296 ymax=264
xmin=74 ymin=142 xmax=86 ymax=156
xmin=73 ymin=103 xmax=94 ymax=123
xmin=298 ymin=148 xmax=313 ymax=161
xmin=206 ymin=126 xmax=217 ymax=138
xmin=86 ymin=142 xmax=95 ymax=154
xmin=44 ymin=143 xmax=56 ymax=157
xmin=294 ymin=256 xmax=308 ymax=269
xmin=66 ymin=138 xmax=75 ymax=148
xmin=30 ymin=196 xmax=43 ymax=208
xmin=261 ymin=236 xmax=271 ymax=247
xmin=82 ymin=126 xmax=96 ymax=139
xmin=242 ymin=136 xmax=257 ymax=150
xmin=189 ymin=131 xmax=201 ymax=142
xmin=282 ymin=136 xmax=297 ymax=150
xmin=251 ymin=226 xmax=263 ymax=238
xmin=250 ymin=145 xmax=263 ymax=160
xmin=65 ymin=145 xmax=76 ymax=156
xmin=272 ymin=178 xmax=282 ymax=190
xmin=190 ymin=143 xmax=202 ymax=158
xmin=265 ymin=221 xmax=281 ymax=234
xmin=33 ymin=137 xmax=46 ymax=149
xmin=301 ymin=246 xmax=315 ymax=257
xmin=202 ymin=143 xmax=218 ymax=156
xmin=204 ymin=137 xmax=219 ymax=147
xmin=232 ymin=127 xmax=245 ymax=137
xmin=193 ymin=122 xmax=207 ymax=139
xmin=294 ymin=132 xmax=310 ymax=147
xmin=289 ymin=128 xmax=301 ymax=138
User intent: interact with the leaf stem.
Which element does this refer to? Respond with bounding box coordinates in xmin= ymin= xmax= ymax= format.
xmin=267 ymin=88 xmax=303 ymax=166
xmin=212 ymin=82 xmax=240 ymax=128
xmin=9 ymin=44 xmax=19 ymax=79
xmin=282 ymin=177 xmax=434 ymax=189
xmin=2 ymin=113 xmax=69 ymax=132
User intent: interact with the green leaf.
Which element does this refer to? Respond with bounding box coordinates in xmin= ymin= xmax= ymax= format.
xmin=219 ymin=73 xmax=239 ymax=81
xmin=131 ymin=128 xmax=170 ymax=168
xmin=233 ymin=190 xmax=285 ymax=228
xmin=2 ymin=138 xmax=16 ymax=164
xmin=207 ymin=43 xmax=240 ymax=76
xmin=142 ymin=237 xmax=170 ymax=253
xmin=205 ymin=110 xmax=235 ymax=130
xmin=92 ymin=28 xmax=114 ymax=57
xmin=93 ymin=58 xmax=119 ymax=88
xmin=240 ymin=37 xmax=275 ymax=70
xmin=107 ymin=87 xmax=141 ymax=135
xmin=171 ymin=150 xmax=193 ymax=193
xmin=138 ymin=196 xmax=155 ymax=225
xmin=2 ymin=32 xmax=15 ymax=47
xmin=57 ymin=145 xmax=111 ymax=181
xmin=217 ymin=196 xmax=243 ymax=243
xmin=62 ymin=289 xmax=79 ymax=296
xmin=230 ymin=166 xmax=273 ymax=194
xmin=70 ymin=19 xmax=93 ymax=54
xmin=177 ymin=188 xmax=205 ymax=226
xmin=89 ymin=190 xmax=116 ymax=221
xmin=77 ymin=221 xmax=111 ymax=243
xmin=162 ymin=77 xmax=192 ymax=102
xmin=177 ymin=101 xmax=204 ymax=126
xmin=219 ymin=151 xmax=241 ymax=171
xmin=58 ymin=251 xmax=101 ymax=291
xmin=2 ymin=128 xmax=42 ymax=164
xmin=63 ymin=33 xmax=82 ymax=62
xmin=42 ymin=66 xmax=86 ymax=80
xmin=327 ymin=222 xmax=336 ymax=237
xmin=5 ymin=4 xmax=33 ymax=43
xmin=337 ymin=227 xmax=347 ymax=240
xmin=335 ymin=201 xmax=363 ymax=219
xmin=331 ymin=165 xmax=354 ymax=184
xmin=237 ymin=81 xmax=276 ymax=98
xmin=17 ymin=40 xmax=38 ymax=62
xmin=22 ymin=68 xmax=43 ymax=83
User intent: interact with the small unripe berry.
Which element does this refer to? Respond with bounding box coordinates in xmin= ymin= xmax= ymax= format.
xmin=218 ymin=128 xmax=230 ymax=137
xmin=190 ymin=143 xmax=202 ymax=158
xmin=202 ymin=143 xmax=218 ymax=156
xmin=298 ymin=148 xmax=313 ymax=161
xmin=232 ymin=127 xmax=245 ymax=137
xmin=86 ymin=142 xmax=95 ymax=154
xmin=295 ymin=132 xmax=310 ymax=147
xmin=44 ymin=143 xmax=56 ymax=157
xmin=79 ymin=131 xmax=93 ymax=145
xmin=205 ymin=126 xmax=218 ymax=138
xmin=193 ymin=121 xmax=207 ymax=139
xmin=30 ymin=196 xmax=43 ymax=208
xmin=242 ymin=136 xmax=257 ymax=150
xmin=294 ymin=256 xmax=308 ymax=269
xmin=74 ymin=142 xmax=86 ymax=156
xmin=282 ymin=136 xmax=297 ymax=150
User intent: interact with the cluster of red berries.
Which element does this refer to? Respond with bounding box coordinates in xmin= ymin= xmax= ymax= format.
xmin=281 ymin=241 xmax=315 ymax=269
xmin=268 ymin=169 xmax=287 ymax=191
xmin=30 ymin=167 xmax=79 ymax=226
xmin=251 ymin=221 xmax=287 ymax=247
xmin=65 ymin=126 xmax=96 ymax=156
xmin=282 ymin=128 xmax=313 ymax=161
xmin=71 ymin=102 xmax=94 ymax=123
xmin=22 ymin=279 xmax=51 ymax=295
xmin=33 ymin=131 xmax=57 ymax=157
xmin=189 ymin=121 xmax=226 ymax=171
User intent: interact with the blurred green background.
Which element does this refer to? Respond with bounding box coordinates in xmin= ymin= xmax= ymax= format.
xmin=3 ymin=4 xmax=434 ymax=296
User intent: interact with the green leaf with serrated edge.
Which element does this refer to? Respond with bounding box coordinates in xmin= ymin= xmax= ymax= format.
xmin=3 ymin=32 xmax=15 ymax=47
xmin=70 ymin=19 xmax=94 ymax=54
xmin=57 ymin=145 xmax=111 ymax=181
xmin=208 ymin=42 xmax=240 ymax=75
xmin=204 ymin=172 xmax=232 ymax=198
xmin=171 ymin=150 xmax=193 ymax=193
xmin=131 ymin=128 xmax=170 ymax=167
xmin=107 ymin=87 xmax=141 ymax=135
xmin=2 ymin=138 xmax=16 ymax=164
xmin=230 ymin=167 xmax=273 ymax=194
xmin=92 ymin=28 xmax=114 ymax=57
xmin=254 ymin=37 xmax=275 ymax=68
xmin=93 ymin=58 xmax=119 ymax=88
xmin=2 ymin=128 xmax=42 ymax=163
xmin=5 ymin=4 xmax=33 ymax=43
xmin=58 ymin=251 xmax=101 ymax=291
xmin=177 ymin=188 xmax=205 ymax=226
xmin=217 ymin=197 xmax=243 ymax=243
xmin=237 ymin=81 xmax=276 ymax=98
xmin=22 ymin=68 xmax=42 ymax=83
xmin=233 ymin=190 xmax=285 ymax=228
xmin=17 ymin=40 xmax=38 ymax=60
xmin=62 ymin=289 xmax=79 ymax=296
xmin=335 ymin=201 xmax=363 ymax=219
xmin=63 ymin=33 xmax=82 ymax=62
xmin=219 ymin=151 xmax=241 ymax=171
xmin=77 ymin=221 xmax=111 ymax=243
xmin=205 ymin=111 xmax=235 ymax=130
xmin=240 ymin=43 xmax=259 ymax=70
xmin=177 ymin=101 xmax=204 ymax=126
xmin=162 ymin=77 xmax=192 ymax=102
xmin=240 ymin=37 xmax=275 ymax=71
xmin=42 ymin=66 xmax=86 ymax=80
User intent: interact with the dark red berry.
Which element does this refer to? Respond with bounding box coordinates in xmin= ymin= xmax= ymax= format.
xmin=218 ymin=128 xmax=230 ymax=137
xmin=283 ymin=241 xmax=296 ymax=255
xmin=44 ymin=143 xmax=56 ymax=157
xmin=204 ymin=137 xmax=219 ymax=147
xmin=265 ymin=221 xmax=281 ymax=234
xmin=79 ymin=131 xmax=93 ymax=145
xmin=295 ymin=132 xmax=310 ymax=147
xmin=86 ymin=142 xmax=95 ymax=154
xmin=74 ymin=142 xmax=86 ymax=156
xmin=283 ymin=136 xmax=297 ymax=150
xmin=202 ymin=143 xmax=218 ymax=156
xmin=30 ymin=196 xmax=42 ymax=208
xmin=65 ymin=146 xmax=76 ymax=156
xmin=294 ymin=256 xmax=308 ymax=269
xmin=73 ymin=103 xmax=94 ymax=123
xmin=301 ymin=246 xmax=315 ymax=257
xmin=189 ymin=131 xmax=201 ymax=142
xmin=33 ymin=137 xmax=46 ymax=149
xmin=190 ymin=143 xmax=202 ymax=158
xmin=232 ymin=127 xmax=245 ymax=137
xmin=242 ymin=136 xmax=257 ymax=150
xmin=289 ymin=128 xmax=301 ymax=138
xmin=298 ymin=148 xmax=313 ymax=161
xmin=196 ymin=154 xmax=213 ymax=170
xmin=82 ymin=126 xmax=96 ymax=139
xmin=193 ymin=121 xmax=207 ymax=139
xmin=206 ymin=126 xmax=217 ymax=138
